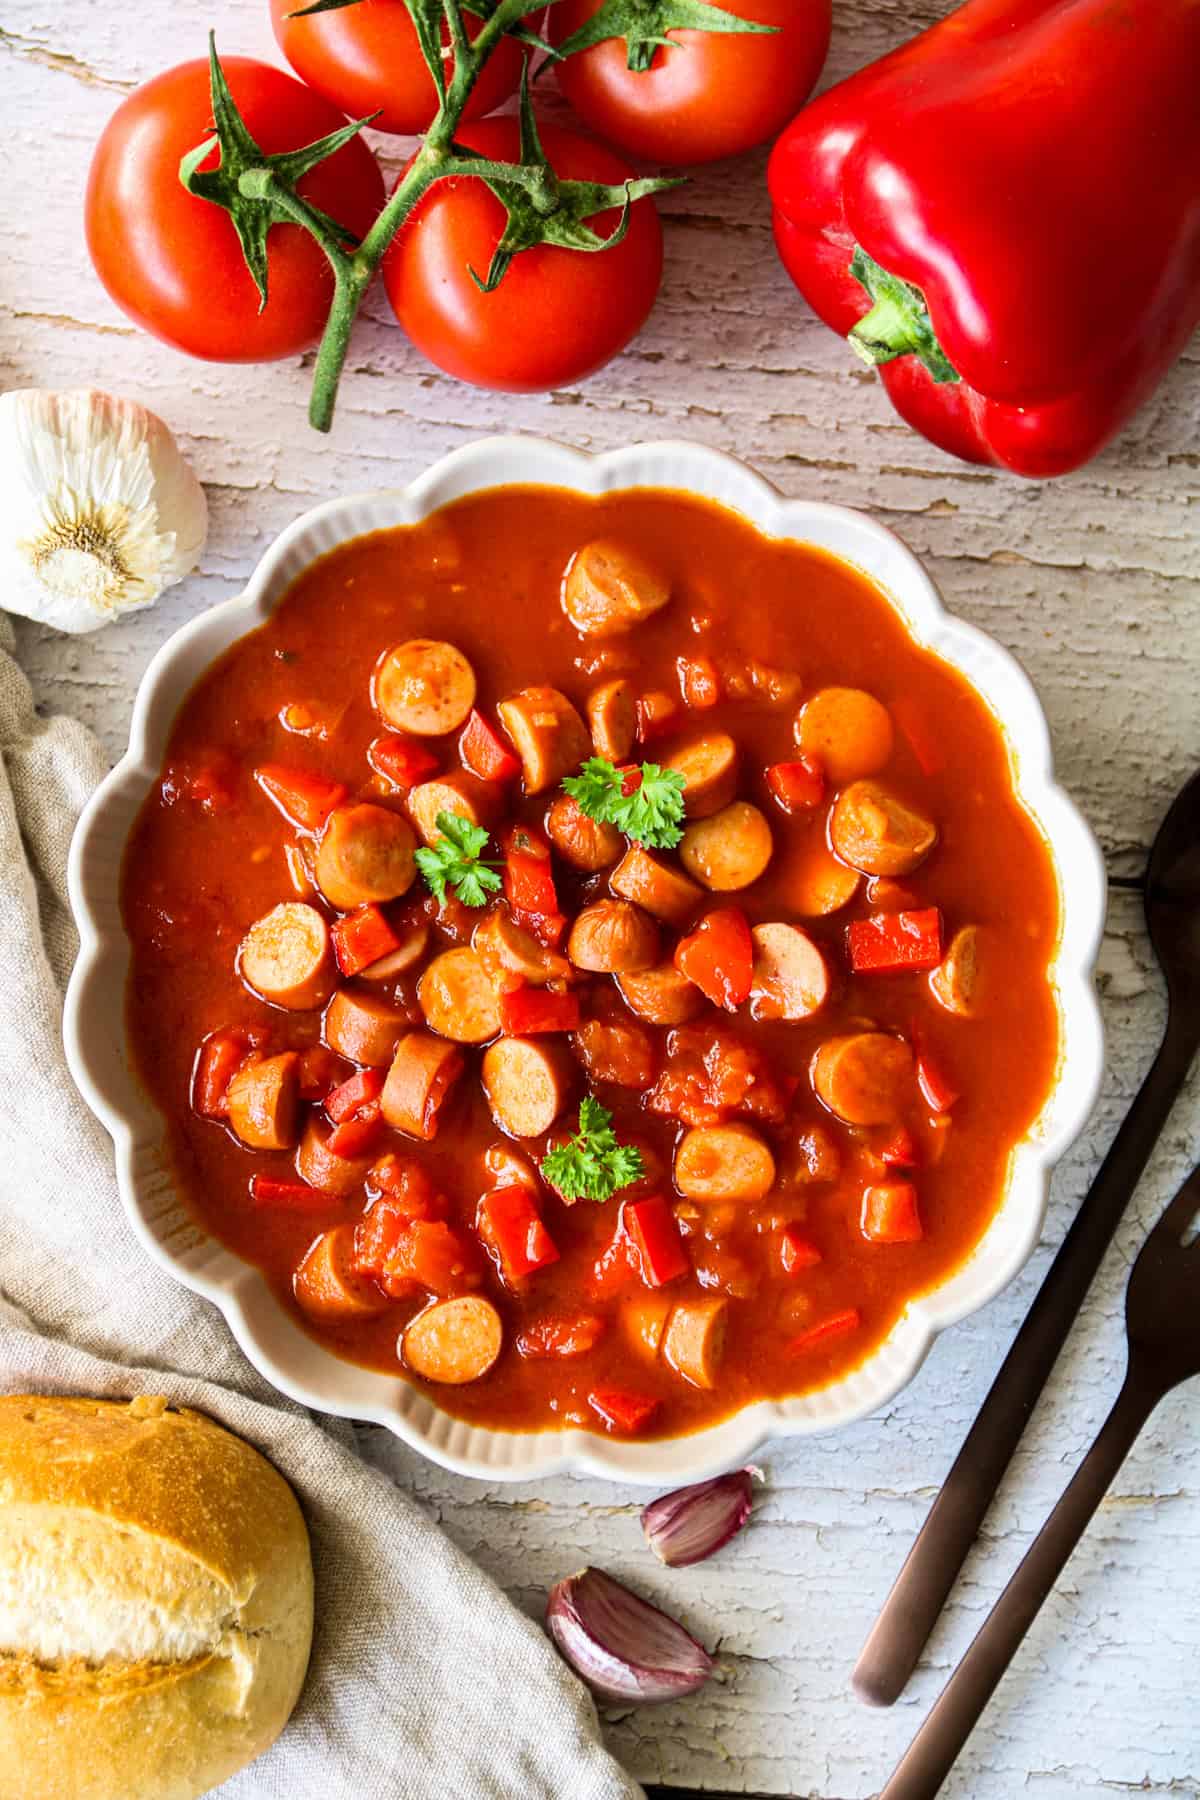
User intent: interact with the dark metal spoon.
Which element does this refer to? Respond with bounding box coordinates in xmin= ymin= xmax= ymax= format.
xmin=879 ymin=1165 xmax=1200 ymax=1799
xmin=854 ymin=769 xmax=1200 ymax=1708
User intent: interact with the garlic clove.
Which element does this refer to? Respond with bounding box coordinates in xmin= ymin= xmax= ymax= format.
xmin=545 ymin=1566 xmax=714 ymax=1704
xmin=640 ymin=1467 xmax=757 ymax=1568
xmin=0 ymin=387 xmax=207 ymax=634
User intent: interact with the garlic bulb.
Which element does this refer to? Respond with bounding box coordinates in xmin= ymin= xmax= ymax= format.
xmin=0 ymin=388 xmax=207 ymax=634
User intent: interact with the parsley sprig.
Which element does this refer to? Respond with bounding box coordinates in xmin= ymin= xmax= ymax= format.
xmin=563 ymin=756 xmax=687 ymax=850
xmin=414 ymin=811 xmax=502 ymax=908
xmin=541 ymin=1097 xmax=644 ymax=1202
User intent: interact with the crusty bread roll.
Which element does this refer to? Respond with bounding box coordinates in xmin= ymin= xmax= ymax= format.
xmin=0 ymin=1394 xmax=313 ymax=1800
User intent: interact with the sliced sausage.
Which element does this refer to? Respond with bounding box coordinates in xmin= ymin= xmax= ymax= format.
xmin=796 ymin=687 xmax=894 ymax=785
xmin=226 ymin=1052 xmax=301 ymax=1151
xmin=587 ymin=677 xmax=637 ymax=761
xmin=323 ymin=989 xmax=409 ymax=1066
xmin=811 ymin=1032 xmax=914 ymax=1126
xmin=616 ymin=961 xmax=705 ymax=1026
xmin=674 ymin=1124 xmax=776 ymax=1202
xmin=663 ymin=733 xmax=739 ymax=821
xmin=571 ymin=1018 xmax=657 ymax=1090
xmin=679 ymin=801 xmax=774 ymax=892
xmin=481 ymin=1036 xmax=573 ymax=1138
xmin=545 ymin=793 xmax=623 ymax=871
xmin=497 ymin=686 xmax=590 ymax=795
xmin=295 ymin=1115 xmax=374 ymax=1195
xmin=830 ymin=781 xmax=937 ymax=878
xmin=238 ymin=901 xmax=335 ymax=1011
xmin=417 ymin=946 xmax=502 ymax=1042
xmin=360 ymin=916 xmax=430 ymax=981
xmin=567 ymin=899 xmax=659 ymax=974
xmin=930 ymin=924 xmax=982 ymax=1017
xmin=294 ymin=1225 xmax=389 ymax=1323
xmin=483 ymin=1140 xmax=539 ymax=1189
xmin=621 ymin=1295 xmax=673 ymax=1359
xmin=662 ymin=1297 xmax=728 ymax=1390
xmin=749 ymin=923 xmax=830 ymax=1022
xmin=473 ymin=907 xmax=570 ymax=989
xmin=381 ymin=1032 xmax=464 ymax=1139
xmin=316 ymin=804 xmax=417 ymax=910
xmin=407 ymin=771 xmax=500 ymax=848
xmin=374 ymin=638 xmax=476 ymax=736
xmin=786 ymin=836 xmax=862 ymax=916
xmin=561 ymin=539 xmax=670 ymax=637
xmin=610 ymin=844 xmax=703 ymax=926
xmin=402 ymin=1294 xmax=503 ymax=1385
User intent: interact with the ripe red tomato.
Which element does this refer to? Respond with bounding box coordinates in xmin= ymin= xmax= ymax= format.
xmin=548 ymin=0 xmax=831 ymax=166
xmin=382 ymin=119 xmax=664 ymax=392
xmin=85 ymin=58 xmax=384 ymax=363
xmin=270 ymin=0 xmax=529 ymax=136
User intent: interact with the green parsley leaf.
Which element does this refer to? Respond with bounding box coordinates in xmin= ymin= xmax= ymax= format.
xmin=540 ymin=1096 xmax=645 ymax=1202
xmin=414 ymin=811 xmax=503 ymax=907
xmin=562 ymin=755 xmax=687 ymax=849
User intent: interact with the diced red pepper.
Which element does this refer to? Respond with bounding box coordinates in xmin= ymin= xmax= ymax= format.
xmin=326 ymin=1114 xmax=384 ymax=1159
xmin=477 ymin=1185 xmax=560 ymax=1283
xmin=779 ymin=1224 xmax=823 ymax=1275
xmin=588 ymin=1387 xmax=659 ymax=1434
xmin=636 ymin=690 xmax=682 ymax=743
xmin=331 ymin=903 xmax=401 ymax=977
xmin=502 ymin=825 xmax=559 ymax=918
xmin=516 ymin=1313 xmax=606 ymax=1359
xmin=880 ymin=1126 xmax=921 ymax=1170
xmin=459 ymin=709 xmax=521 ymax=783
xmin=917 ymin=1046 xmax=960 ymax=1114
xmin=192 ymin=1029 xmax=250 ymax=1118
xmin=862 ymin=1181 xmax=923 ymax=1244
xmin=618 ymin=763 xmax=643 ymax=798
xmin=847 ymin=907 xmax=943 ymax=975
xmin=624 ymin=1195 xmax=690 ymax=1288
xmin=255 ymin=763 xmax=347 ymax=832
xmin=786 ymin=1308 xmax=862 ymax=1356
xmin=249 ymin=1174 xmax=332 ymax=1209
xmin=674 ymin=907 xmax=754 ymax=1012
xmin=499 ymin=988 xmax=581 ymax=1035
xmin=326 ymin=1066 xmax=387 ymax=1124
xmin=588 ymin=1223 xmax=640 ymax=1300
xmin=369 ymin=733 xmax=439 ymax=791
xmin=766 ymin=757 xmax=826 ymax=814
xmin=676 ymin=654 xmax=721 ymax=709
xmin=297 ymin=1044 xmax=342 ymax=1102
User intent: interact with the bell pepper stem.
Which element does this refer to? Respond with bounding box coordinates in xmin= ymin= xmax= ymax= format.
xmin=848 ymin=246 xmax=961 ymax=386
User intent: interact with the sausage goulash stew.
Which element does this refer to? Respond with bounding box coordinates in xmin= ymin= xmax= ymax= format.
xmin=123 ymin=486 xmax=1061 ymax=1439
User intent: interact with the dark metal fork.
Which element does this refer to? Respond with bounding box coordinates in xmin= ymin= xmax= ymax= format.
xmin=879 ymin=1164 xmax=1200 ymax=1800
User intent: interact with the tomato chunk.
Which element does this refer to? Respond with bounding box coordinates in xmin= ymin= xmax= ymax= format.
xmin=477 ymin=1185 xmax=560 ymax=1283
xmin=674 ymin=907 xmax=754 ymax=1011
xmin=502 ymin=825 xmax=559 ymax=918
xmin=862 ymin=1181 xmax=923 ymax=1244
xmin=249 ymin=1174 xmax=331 ymax=1209
xmin=880 ymin=1126 xmax=920 ymax=1169
xmin=766 ymin=757 xmax=825 ymax=814
xmin=917 ymin=1046 xmax=960 ymax=1114
xmin=499 ymin=988 xmax=581 ymax=1035
xmin=588 ymin=1387 xmax=659 ymax=1434
xmin=369 ymin=733 xmax=439 ymax=790
xmin=379 ymin=1218 xmax=482 ymax=1299
xmin=778 ymin=1224 xmax=822 ymax=1275
xmin=516 ymin=1313 xmax=605 ymax=1358
xmin=676 ymin=654 xmax=721 ymax=709
xmin=192 ymin=1028 xmax=251 ymax=1118
xmin=786 ymin=1308 xmax=862 ymax=1355
xmin=331 ymin=903 xmax=401 ymax=977
xmin=636 ymin=690 xmax=682 ymax=743
xmin=326 ymin=1114 xmax=384 ymax=1159
xmin=326 ymin=1066 xmax=386 ymax=1123
xmin=847 ymin=907 xmax=943 ymax=975
xmin=624 ymin=1194 xmax=690 ymax=1288
xmin=460 ymin=708 xmax=521 ymax=783
xmin=255 ymin=763 xmax=347 ymax=831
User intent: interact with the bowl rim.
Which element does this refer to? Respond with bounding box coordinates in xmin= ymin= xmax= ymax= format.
xmin=63 ymin=434 xmax=1106 ymax=1486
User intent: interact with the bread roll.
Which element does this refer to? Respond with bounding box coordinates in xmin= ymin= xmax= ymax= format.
xmin=0 ymin=1394 xmax=313 ymax=1800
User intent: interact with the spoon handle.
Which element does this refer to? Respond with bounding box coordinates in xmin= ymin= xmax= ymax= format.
xmin=853 ymin=1018 xmax=1196 ymax=1708
xmin=878 ymin=1371 xmax=1157 ymax=1800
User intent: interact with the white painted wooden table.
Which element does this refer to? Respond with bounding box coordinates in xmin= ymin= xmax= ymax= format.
xmin=6 ymin=1 xmax=1200 ymax=1794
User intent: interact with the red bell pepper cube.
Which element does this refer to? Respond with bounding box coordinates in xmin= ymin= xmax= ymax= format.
xmin=862 ymin=1181 xmax=923 ymax=1244
xmin=331 ymin=903 xmax=401 ymax=978
xmin=636 ymin=690 xmax=682 ymax=743
xmin=588 ymin=1387 xmax=659 ymax=1434
xmin=880 ymin=1126 xmax=921 ymax=1170
xmin=674 ymin=907 xmax=754 ymax=1011
xmin=255 ymin=763 xmax=347 ymax=832
xmin=326 ymin=1066 xmax=387 ymax=1124
xmin=917 ymin=1046 xmax=960 ymax=1114
xmin=477 ymin=1185 xmax=560 ymax=1283
xmin=516 ymin=1313 xmax=606 ymax=1358
xmin=786 ymin=1308 xmax=862 ymax=1356
xmin=847 ymin=907 xmax=943 ymax=975
xmin=369 ymin=733 xmax=439 ymax=791
xmin=766 ymin=757 xmax=826 ymax=814
xmin=624 ymin=1195 xmax=690 ymax=1288
xmin=502 ymin=825 xmax=559 ymax=918
xmin=459 ymin=709 xmax=520 ymax=784
xmin=249 ymin=1174 xmax=332 ymax=1209
xmin=296 ymin=1044 xmax=341 ymax=1102
xmin=326 ymin=1114 xmax=385 ymax=1159
xmin=192 ymin=1029 xmax=250 ymax=1118
xmin=676 ymin=654 xmax=721 ymax=709
xmin=499 ymin=988 xmax=581 ymax=1035
xmin=587 ymin=1223 xmax=640 ymax=1300
xmin=779 ymin=1224 xmax=823 ymax=1275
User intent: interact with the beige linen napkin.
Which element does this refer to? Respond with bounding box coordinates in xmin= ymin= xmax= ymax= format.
xmin=0 ymin=614 xmax=641 ymax=1800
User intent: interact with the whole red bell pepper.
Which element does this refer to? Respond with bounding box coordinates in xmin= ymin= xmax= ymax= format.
xmin=768 ymin=0 xmax=1200 ymax=478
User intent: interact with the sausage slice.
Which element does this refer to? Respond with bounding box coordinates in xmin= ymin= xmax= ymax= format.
xmin=785 ymin=836 xmax=862 ymax=916
xmin=561 ymin=539 xmax=670 ymax=637
xmin=610 ymin=844 xmax=703 ymax=926
xmin=316 ymin=804 xmax=417 ymax=910
xmin=680 ymin=801 xmax=774 ymax=892
xmin=749 ymin=923 xmax=830 ymax=1022
xmin=324 ymin=989 xmax=409 ymax=1066
xmin=473 ymin=907 xmax=569 ymax=988
xmin=481 ymin=1036 xmax=573 ymax=1137
xmin=294 ymin=1224 xmax=389 ymax=1323
xmin=617 ymin=961 xmax=705 ymax=1026
xmin=296 ymin=1116 xmax=374 ymax=1196
xmin=811 ymin=1031 xmax=914 ymax=1125
xmin=567 ymin=899 xmax=659 ymax=974
xmin=674 ymin=1124 xmax=776 ymax=1202
xmin=226 ymin=1052 xmax=301 ymax=1150
xmin=417 ymin=946 xmax=502 ymax=1042
xmin=359 ymin=916 xmax=430 ymax=981
xmin=381 ymin=1031 xmax=464 ymax=1139
xmin=407 ymin=771 xmax=500 ymax=847
xmin=663 ymin=732 xmax=739 ymax=821
xmin=796 ymin=687 xmax=894 ymax=785
xmin=238 ymin=901 xmax=335 ymax=1012
xmin=587 ymin=678 xmax=637 ymax=761
xmin=545 ymin=793 xmax=623 ymax=871
xmin=830 ymin=781 xmax=937 ymax=877
xmin=930 ymin=924 xmax=982 ymax=1017
xmin=374 ymin=638 xmax=476 ymax=736
xmin=662 ymin=1297 xmax=728 ymax=1390
xmin=497 ymin=686 xmax=591 ymax=794
xmin=402 ymin=1295 xmax=503 ymax=1384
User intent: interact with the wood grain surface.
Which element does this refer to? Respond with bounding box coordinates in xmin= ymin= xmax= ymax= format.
xmin=5 ymin=1 xmax=1199 ymax=1794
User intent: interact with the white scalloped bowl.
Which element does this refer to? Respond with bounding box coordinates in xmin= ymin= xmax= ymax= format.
xmin=64 ymin=437 xmax=1105 ymax=1486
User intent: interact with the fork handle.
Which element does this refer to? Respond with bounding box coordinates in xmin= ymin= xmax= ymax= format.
xmin=853 ymin=1017 xmax=1196 ymax=1708
xmin=879 ymin=1370 xmax=1159 ymax=1800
